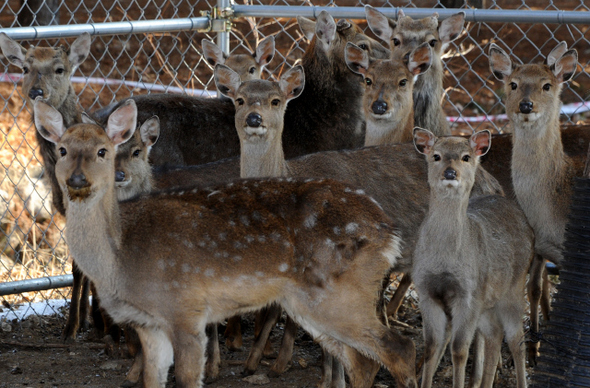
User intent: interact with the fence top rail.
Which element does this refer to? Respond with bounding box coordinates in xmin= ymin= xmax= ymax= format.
xmin=0 ymin=17 xmax=211 ymax=40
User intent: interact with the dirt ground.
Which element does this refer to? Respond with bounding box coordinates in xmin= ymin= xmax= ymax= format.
xmin=0 ymin=290 xmax=536 ymax=388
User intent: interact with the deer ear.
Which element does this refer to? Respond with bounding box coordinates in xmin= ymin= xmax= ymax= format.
xmin=315 ymin=11 xmax=337 ymax=51
xmin=413 ymin=127 xmax=436 ymax=155
xmin=365 ymin=5 xmax=394 ymax=44
xmin=106 ymin=99 xmax=137 ymax=146
xmin=439 ymin=12 xmax=465 ymax=45
xmin=489 ymin=44 xmax=513 ymax=81
xmin=68 ymin=32 xmax=91 ymax=72
xmin=34 ymin=99 xmax=67 ymax=144
xmin=81 ymin=112 xmax=97 ymax=125
xmin=255 ymin=35 xmax=275 ymax=67
xmin=202 ymin=39 xmax=227 ymax=67
xmin=546 ymin=41 xmax=567 ymax=67
xmin=297 ymin=16 xmax=316 ymax=42
xmin=408 ymin=43 xmax=432 ymax=76
xmin=345 ymin=43 xmax=370 ymax=76
xmin=214 ymin=64 xmax=241 ymax=100
xmin=553 ymin=49 xmax=577 ymax=83
xmin=280 ymin=65 xmax=305 ymax=103
xmin=139 ymin=116 xmax=160 ymax=149
xmin=0 ymin=33 xmax=27 ymax=68
xmin=470 ymin=130 xmax=491 ymax=157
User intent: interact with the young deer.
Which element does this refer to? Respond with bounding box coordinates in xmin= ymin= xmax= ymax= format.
xmin=345 ymin=41 xmax=432 ymax=146
xmin=33 ymin=97 xmax=417 ymax=388
xmin=93 ymin=11 xmax=389 ymax=166
xmin=0 ymin=32 xmax=93 ymax=340
xmin=202 ymin=36 xmax=275 ymax=83
xmin=214 ymin=63 xmax=504 ymax=384
xmin=413 ymin=128 xmax=533 ymax=388
xmin=365 ymin=6 xmax=465 ymax=136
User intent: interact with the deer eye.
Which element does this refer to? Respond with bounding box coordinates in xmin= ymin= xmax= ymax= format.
xmin=358 ymin=43 xmax=368 ymax=50
xmin=132 ymin=149 xmax=141 ymax=157
xmin=236 ymin=98 xmax=245 ymax=106
xmin=365 ymin=77 xmax=372 ymax=86
xmin=433 ymin=154 xmax=441 ymax=161
xmin=399 ymin=79 xmax=407 ymax=87
xmin=248 ymin=67 xmax=256 ymax=74
xmin=392 ymin=38 xmax=401 ymax=46
xmin=462 ymin=155 xmax=471 ymax=162
xmin=55 ymin=68 xmax=65 ymax=75
xmin=510 ymin=82 xmax=517 ymax=90
xmin=59 ymin=147 xmax=67 ymax=157
xmin=97 ymin=148 xmax=106 ymax=158
xmin=271 ymin=99 xmax=280 ymax=106
xmin=543 ymin=83 xmax=551 ymax=91
xmin=429 ymin=39 xmax=437 ymax=47
xmin=23 ymin=67 xmax=30 ymax=74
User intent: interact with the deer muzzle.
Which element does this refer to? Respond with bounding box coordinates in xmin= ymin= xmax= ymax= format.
xmin=519 ymin=101 xmax=533 ymax=114
xmin=28 ymin=88 xmax=44 ymax=100
xmin=371 ymin=100 xmax=388 ymax=115
xmin=66 ymin=172 xmax=92 ymax=200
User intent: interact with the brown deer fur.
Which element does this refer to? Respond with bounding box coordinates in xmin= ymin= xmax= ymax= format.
xmin=365 ymin=6 xmax=465 ymax=136
xmin=33 ymin=98 xmax=417 ymax=388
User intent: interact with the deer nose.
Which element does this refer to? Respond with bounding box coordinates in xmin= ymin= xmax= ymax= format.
xmin=371 ymin=100 xmax=388 ymax=115
xmin=28 ymin=88 xmax=44 ymax=100
xmin=115 ymin=171 xmax=126 ymax=182
xmin=519 ymin=101 xmax=533 ymax=114
xmin=67 ymin=173 xmax=88 ymax=189
xmin=246 ymin=113 xmax=263 ymax=128
xmin=443 ymin=168 xmax=456 ymax=180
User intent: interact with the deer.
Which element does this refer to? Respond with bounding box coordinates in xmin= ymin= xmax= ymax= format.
xmin=489 ymin=41 xmax=580 ymax=364
xmin=91 ymin=11 xmax=390 ymax=166
xmin=213 ymin=61 xmax=504 ymax=385
xmin=33 ymin=97 xmax=418 ymax=388
xmin=365 ymin=6 xmax=465 ymax=137
xmin=412 ymin=128 xmax=533 ymax=388
xmin=0 ymin=32 xmax=94 ymax=340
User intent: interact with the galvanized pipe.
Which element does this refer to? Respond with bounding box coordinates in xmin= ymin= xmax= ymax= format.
xmin=232 ymin=5 xmax=590 ymax=24
xmin=0 ymin=274 xmax=73 ymax=296
xmin=0 ymin=17 xmax=211 ymax=40
xmin=216 ymin=0 xmax=231 ymax=55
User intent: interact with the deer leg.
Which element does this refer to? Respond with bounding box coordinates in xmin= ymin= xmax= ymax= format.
xmin=450 ymin=309 xmax=479 ymax=388
xmin=173 ymin=328 xmax=208 ymax=388
xmin=62 ymin=262 xmax=84 ymax=341
xmin=420 ymin=298 xmax=450 ymax=388
xmin=317 ymin=340 xmax=379 ymax=388
xmin=78 ymin=276 xmax=91 ymax=330
xmin=330 ymin=355 xmax=346 ymax=388
xmin=527 ymin=254 xmax=544 ymax=366
xmin=122 ymin=348 xmax=143 ymax=388
xmin=479 ymin=322 xmax=503 ymax=388
xmin=224 ymin=315 xmax=242 ymax=351
xmin=468 ymin=332 xmax=484 ymax=388
xmin=268 ymin=315 xmax=298 ymax=377
xmin=255 ymin=307 xmax=276 ymax=357
xmin=500 ymin=302 xmax=527 ymax=388
xmin=318 ymin=348 xmax=334 ymax=388
xmin=205 ymin=324 xmax=221 ymax=382
xmin=386 ymin=273 xmax=412 ymax=318
xmin=243 ymin=305 xmax=281 ymax=375
xmin=136 ymin=326 xmax=173 ymax=388
xmin=541 ymin=261 xmax=552 ymax=321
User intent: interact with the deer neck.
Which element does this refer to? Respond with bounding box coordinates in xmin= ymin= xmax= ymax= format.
xmin=364 ymin=108 xmax=414 ymax=146
xmin=64 ymin=181 xmax=121 ymax=289
xmin=240 ymin=136 xmax=289 ymax=178
xmin=413 ymin=57 xmax=449 ymax=135
xmin=58 ymin=86 xmax=83 ymax=127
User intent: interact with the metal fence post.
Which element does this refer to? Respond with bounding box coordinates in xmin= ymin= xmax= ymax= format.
xmin=216 ymin=0 xmax=232 ymax=56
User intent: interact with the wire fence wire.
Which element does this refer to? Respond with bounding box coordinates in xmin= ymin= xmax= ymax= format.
xmin=0 ymin=0 xmax=589 ymax=321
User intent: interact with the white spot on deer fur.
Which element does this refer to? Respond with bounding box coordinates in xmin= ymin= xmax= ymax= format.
xmin=194 ymin=267 xmax=201 ymax=274
xmin=344 ymin=187 xmax=352 ymax=193
xmin=198 ymin=241 xmax=206 ymax=248
xmin=157 ymin=260 xmax=165 ymax=270
xmin=183 ymin=240 xmax=194 ymax=249
xmin=304 ymin=178 xmax=314 ymax=183
xmin=229 ymin=220 xmax=236 ymax=227
xmin=222 ymin=276 xmax=230 ymax=283
xmin=191 ymin=188 xmax=198 ymax=193
xmin=369 ymin=197 xmax=383 ymax=210
xmin=284 ymin=241 xmax=292 ymax=248
xmin=182 ymin=263 xmax=191 ymax=273
xmin=234 ymin=241 xmax=245 ymax=249
xmin=255 ymin=271 xmax=264 ymax=277
xmin=218 ymin=233 xmax=227 ymax=241
xmin=208 ymin=190 xmax=221 ymax=198
xmin=245 ymin=235 xmax=255 ymax=243
xmin=168 ymin=261 xmax=176 ymax=268
xmin=163 ymin=283 xmax=170 ymax=291
xmin=258 ymin=235 xmax=266 ymax=243
xmin=233 ymin=255 xmax=242 ymax=262
xmin=205 ymin=268 xmax=215 ymax=277
xmin=340 ymin=197 xmax=347 ymax=203
xmin=333 ymin=226 xmax=341 ymax=235
xmin=192 ymin=220 xmax=199 ymax=228
xmin=304 ymin=214 xmax=317 ymax=228
xmin=345 ymin=223 xmax=359 ymax=234
xmin=226 ymin=182 xmax=234 ymax=187
xmin=355 ymin=189 xmax=365 ymax=195
xmin=240 ymin=215 xmax=250 ymax=226
xmin=172 ymin=281 xmax=180 ymax=288
xmin=214 ymin=252 xmax=222 ymax=258
xmin=177 ymin=191 xmax=185 ymax=196
xmin=279 ymin=263 xmax=289 ymax=272
xmin=382 ymin=234 xmax=402 ymax=267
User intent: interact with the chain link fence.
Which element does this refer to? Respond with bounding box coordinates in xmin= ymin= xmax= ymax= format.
xmin=0 ymin=0 xmax=589 ymax=321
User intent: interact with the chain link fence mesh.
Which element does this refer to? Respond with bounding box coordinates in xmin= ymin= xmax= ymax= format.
xmin=0 ymin=0 xmax=589 ymax=321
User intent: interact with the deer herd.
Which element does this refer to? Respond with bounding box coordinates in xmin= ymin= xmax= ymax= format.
xmin=0 ymin=5 xmax=585 ymax=388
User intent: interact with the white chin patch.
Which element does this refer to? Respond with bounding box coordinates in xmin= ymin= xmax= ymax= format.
xmin=116 ymin=178 xmax=131 ymax=188
xmin=440 ymin=179 xmax=459 ymax=189
xmin=244 ymin=126 xmax=267 ymax=137
xmin=371 ymin=111 xmax=393 ymax=120
xmin=515 ymin=112 xmax=541 ymax=122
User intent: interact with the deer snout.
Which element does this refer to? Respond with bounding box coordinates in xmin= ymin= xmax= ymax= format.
xmin=519 ymin=101 xmax=533 ymax=114
xmin=28 ymin=88 xmax=44 ymax=100
xmin=115 ymin=170 xmax=126 ymax=182
xmin=443 ymin=168 xmax=456 ymax=180
xmin=67 ymin=173 xmax=88 ymax=189
xmin=246 ymin=113 xmax=263 ymax=128
xmin=371 ymin=100 xmax=388 ymax=115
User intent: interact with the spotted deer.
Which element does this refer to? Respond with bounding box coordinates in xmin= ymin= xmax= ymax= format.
xmin=33 ymin=98 xmax=418 ymax=388
xmin=412 ymin=128 xmax=533 ymax=388
xmin=214 ymin=62 xmax=504 ymax=385
xmin=0 ymin=32 xmax=93 ymax=340
xmin=92 ymin=11 xmax=390 ymax=166
xmin=365 ymin=6 xmax=465 ymax=136
xmin=202 ymin=36 xmax=275 ymax=84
